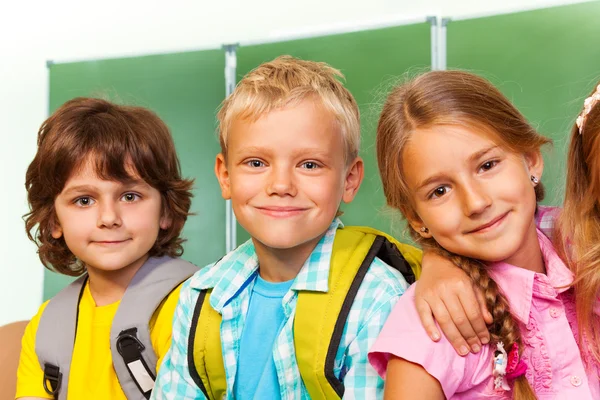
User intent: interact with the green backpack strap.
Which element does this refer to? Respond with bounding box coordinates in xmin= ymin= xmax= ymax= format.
xmin=294 ymin=226 xmax=422 ymax=399
xmin=189 ymin=289 xmax=226 ymax=400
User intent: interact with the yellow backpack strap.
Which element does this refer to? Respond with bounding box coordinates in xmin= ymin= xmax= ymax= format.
xmin=188 ymin=289 xmax=226 ymax=400
xmin=294 ymin=227 xmax=378 ymax=399
xmin=351 ymin=226 xmax=422 ymax=280
xmin=294 ymin=226 xmax=422 ymax=399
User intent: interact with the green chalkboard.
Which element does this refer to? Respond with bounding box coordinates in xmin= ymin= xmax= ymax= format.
xmin=447 ymin=1 xmax=600 ymax=206
xmin=235 ymin=22 xmax=432 ymax=244
xmin=45 ymin=50 xmax=227 ymax=299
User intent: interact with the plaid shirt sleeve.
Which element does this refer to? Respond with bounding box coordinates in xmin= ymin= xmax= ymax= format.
xmin=340 ymin=257 xmax=408 ymax=399
xmin=151 ymin=278 xmax=207 ymax=400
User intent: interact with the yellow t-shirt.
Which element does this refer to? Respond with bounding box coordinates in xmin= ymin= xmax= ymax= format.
xmin=16 ymin=281 xmax=182 ymax=399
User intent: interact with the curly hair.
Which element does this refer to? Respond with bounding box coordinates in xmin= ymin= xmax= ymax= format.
xmin=25 ymin=97 xmax=194 ymax=276
xmin=377 ymin=70 xmax=552 ymax=399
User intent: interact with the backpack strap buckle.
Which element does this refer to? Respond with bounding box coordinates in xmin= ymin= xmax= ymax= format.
xmin=116 ymin=328 xmax=155 ymax=399
xmin=43 ymin=363 xmax=62 ymax=396
xmin=116 ymin=328 xmax=146 ymax=355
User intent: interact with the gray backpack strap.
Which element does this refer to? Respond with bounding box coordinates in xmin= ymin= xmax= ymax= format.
xmin=110 ymin=256 xmax=197 ymax=399
xmin=35 ymin=274 xmax=88 ymax=400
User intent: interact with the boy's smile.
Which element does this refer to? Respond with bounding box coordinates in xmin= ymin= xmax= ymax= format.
xmin=215 ymin=98 xmax=363 ymax=264
xmin=254 ymin=206 xmax=309 ymax=218
xmin=91 ymin=239 xmax=132 ymax=247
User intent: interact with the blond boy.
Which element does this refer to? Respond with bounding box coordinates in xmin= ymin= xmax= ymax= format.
xmin=152 ymin=56 xmax=421 ymax=400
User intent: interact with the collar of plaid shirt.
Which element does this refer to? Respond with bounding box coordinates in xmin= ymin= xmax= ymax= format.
xmin=187 ymin=218 xmax=344 ymax=399
xmin=189 ymin=218 xmax=342 ymax=314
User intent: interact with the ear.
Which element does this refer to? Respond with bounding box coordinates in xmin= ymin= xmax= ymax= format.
xmin=159 ymin=214 xmax=172 ymax=230
xmin=214 ymin=153 xmax=232 ymax=200
xmin=341 ymin=157 xmax=365 ymax=203
xmin=524 ymin=149 xmax=544 ymax=184
xmin=51 ymin=222 xmax=63 ymax=239
xmin=407 ymin=215 xmax=433 ymax=239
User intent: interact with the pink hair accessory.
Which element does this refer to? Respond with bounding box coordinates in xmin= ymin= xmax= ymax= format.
xmin=492 ymin=342 xmax=527 ymax=392
xmin=505 ymin=343 xmax=527 ymax=380
xmin=576 ymin=84 xmax=600 ymax=134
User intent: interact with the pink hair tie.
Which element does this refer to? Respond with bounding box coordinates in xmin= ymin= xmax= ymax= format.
xmin=505 ymin=343 xmax=527 ymax=380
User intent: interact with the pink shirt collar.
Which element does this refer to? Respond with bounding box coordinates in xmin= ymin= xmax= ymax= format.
xmin=488 ymin=229 xmax=574 ymax=325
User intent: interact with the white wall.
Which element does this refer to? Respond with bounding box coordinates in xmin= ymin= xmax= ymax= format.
xmin=0 ymin=0 xmax=588 ymax=325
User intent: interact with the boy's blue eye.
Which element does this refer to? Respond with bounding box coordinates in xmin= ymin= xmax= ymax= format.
xmin=301 ymin=161 xmax=319 ymax=170
xmin=248 ymin=160 xmax=264 ymax=168
xmin=74 ymin=197 xmax=95 ymax=207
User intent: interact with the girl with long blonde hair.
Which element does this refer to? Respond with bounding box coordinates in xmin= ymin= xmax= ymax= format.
xmin=368 ymin=71 xmax=599 ymax=399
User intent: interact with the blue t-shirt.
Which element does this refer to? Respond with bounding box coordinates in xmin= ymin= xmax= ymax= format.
xmin=234 ymin=274 xmax=294 ymax=399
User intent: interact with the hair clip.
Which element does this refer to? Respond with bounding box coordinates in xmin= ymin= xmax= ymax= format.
xmin=492 ymin=342 xmax=528 ymax=392
xmin=576 ymin=84 xmax=600 ymax=134
xmin=493 ymin=342 xmax=509 ymax=391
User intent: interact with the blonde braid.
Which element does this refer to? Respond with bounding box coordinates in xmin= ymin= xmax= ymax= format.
xmin=441 ymin=249 xmax=537 ymax=400
xmin=372 ymin=70 xmax=554 ymax=399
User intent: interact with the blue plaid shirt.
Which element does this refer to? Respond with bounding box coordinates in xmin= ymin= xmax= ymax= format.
xmin=152 ymin=219 xmax=409 ymax=399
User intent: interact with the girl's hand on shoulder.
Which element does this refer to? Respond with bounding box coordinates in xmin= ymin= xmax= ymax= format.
xmin=414 ymin=250 xmax=492 ymax=356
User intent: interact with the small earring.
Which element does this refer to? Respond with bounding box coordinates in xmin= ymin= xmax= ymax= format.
xmin=420 ymin=227 xmax=429 ymax=233
xmin=530 ymin=175 xmax=539 ymax=184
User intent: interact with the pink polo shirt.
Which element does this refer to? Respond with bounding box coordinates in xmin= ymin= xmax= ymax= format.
xmin=369 ymin=229 xmax=600 ymax=399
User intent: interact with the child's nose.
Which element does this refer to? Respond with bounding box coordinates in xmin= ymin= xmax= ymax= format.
xmin=97 ymin=202 xmax=122 ymax=228
xmin=462 ymin=183 xmax=492 ymax=216
xmin=266 ymin=167 xmax=296 ymax=196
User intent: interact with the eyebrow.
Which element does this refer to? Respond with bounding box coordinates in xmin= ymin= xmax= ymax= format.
xmin=61 ymin=185 xmax=99 ymax=196
xmin=468 ymin=145 xmax=499 ymax=164
xmin=234 ymin=146 xmax=332 ymax=159
xmin=61 ymin=180 xmax=147 ymax=196
xmin=232 ymin=146 xmax=271 ymax=159
xmin=292 ymin=148 xmax=332 ymax=159
xmin=415 ymin=145 xmax=499 ymax=191
xmin=416 ymin=174 xmax=447 ymax=192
